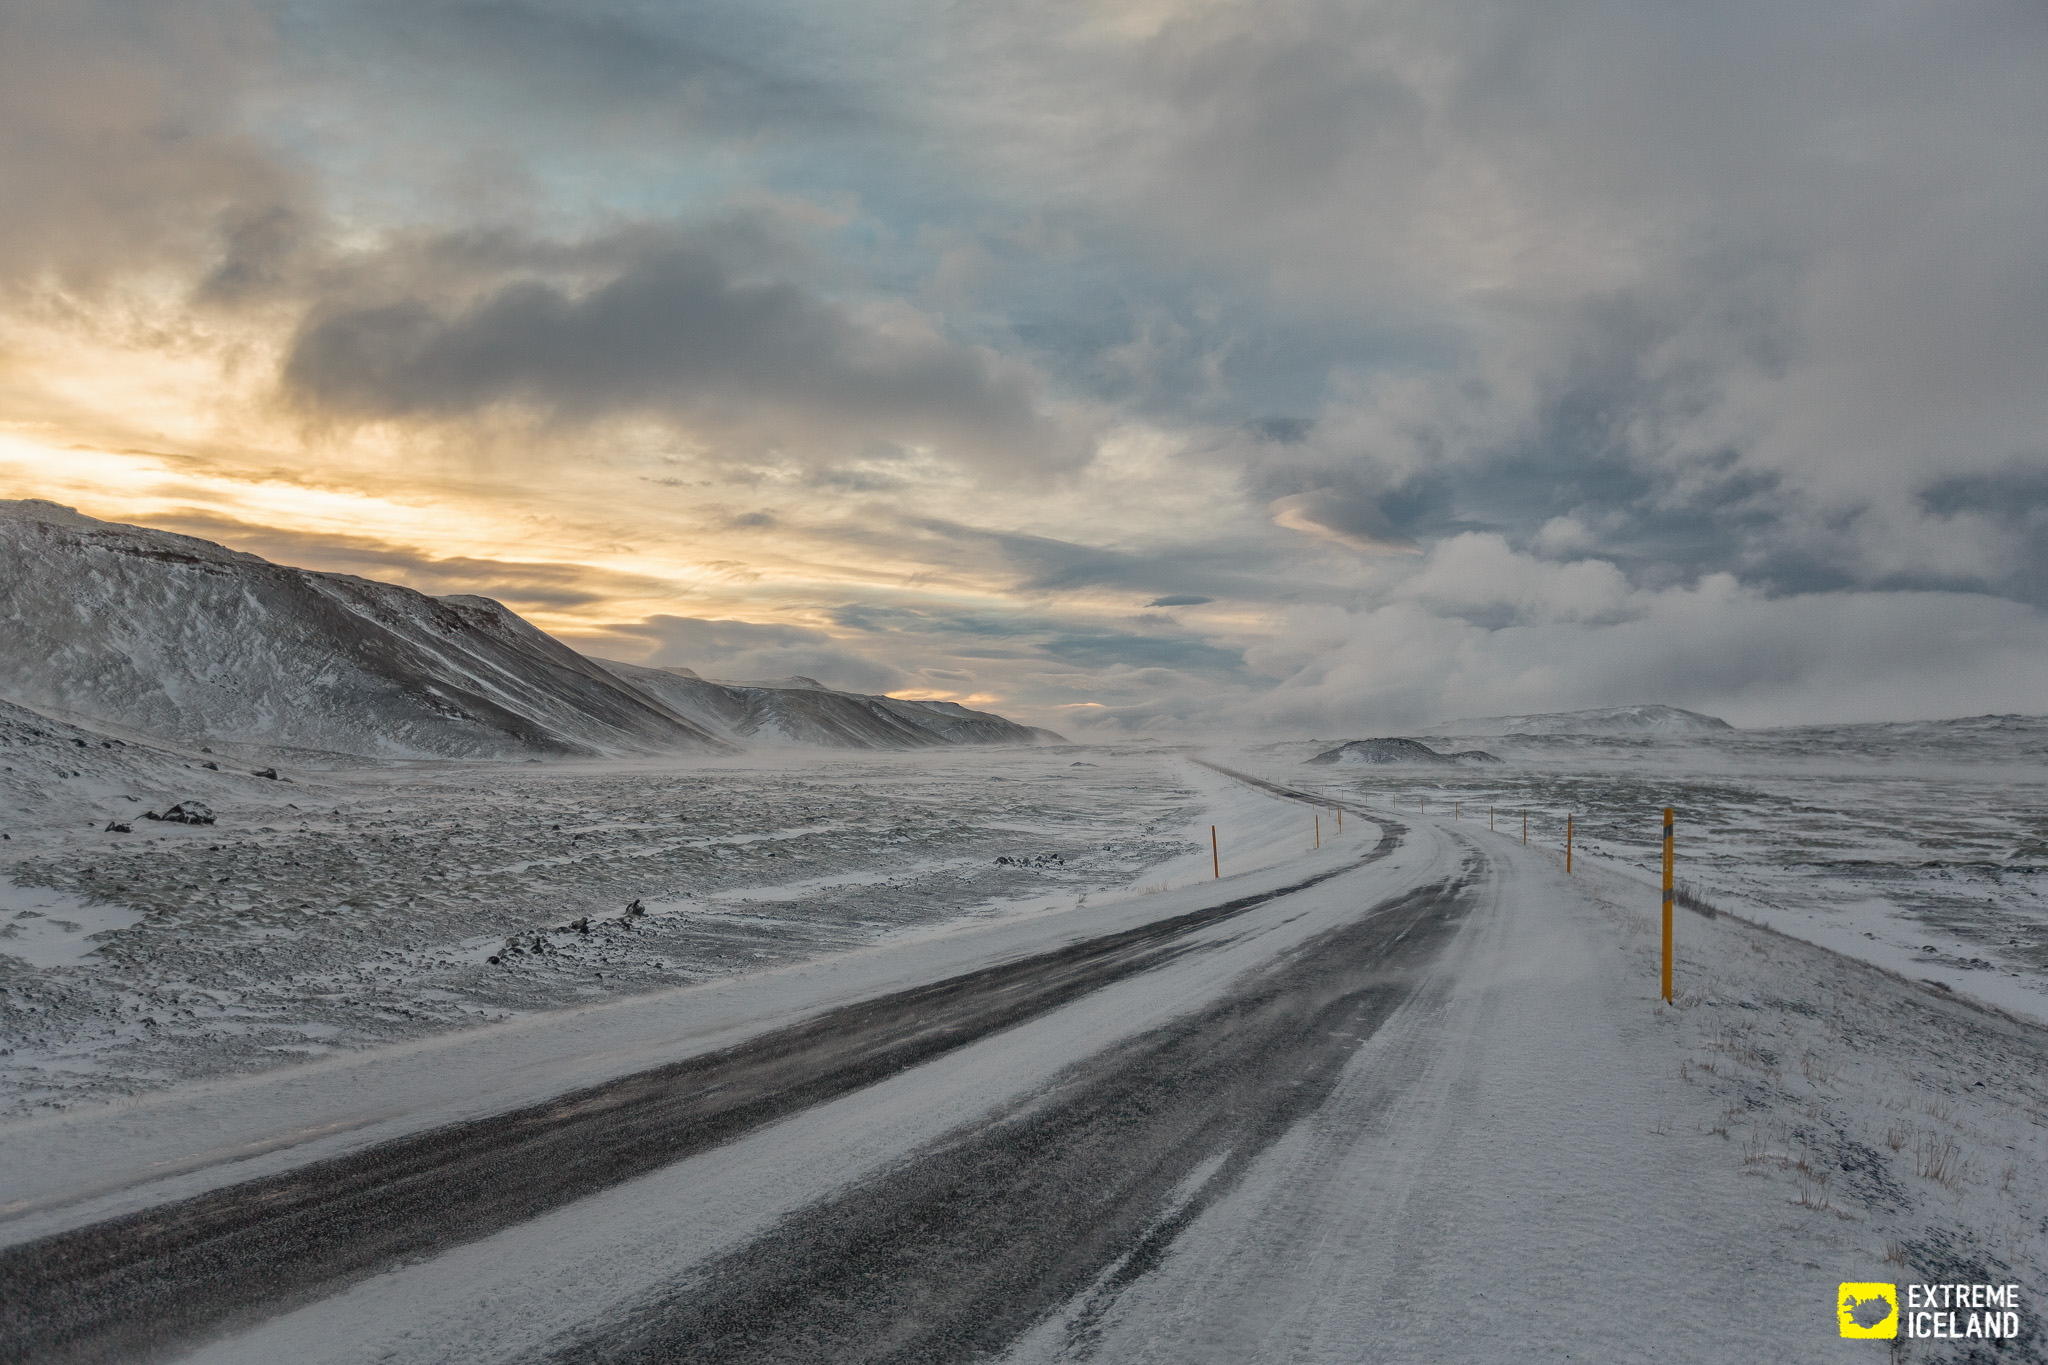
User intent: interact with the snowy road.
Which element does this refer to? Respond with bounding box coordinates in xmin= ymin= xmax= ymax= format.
xmin=5 ymin=764 xmax=2043 ymax=1363
xmin=540 ymin=867 xmax=1468 ymax=1364
xmin=4 ymin=776 xmax=1451 ymax=1363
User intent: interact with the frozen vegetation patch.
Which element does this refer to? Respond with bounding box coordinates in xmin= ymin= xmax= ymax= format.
xmin=0 ymin=881 xmax=145 ymax=969
xmin=1596 ymin=877 xmax=2048 ymax=1351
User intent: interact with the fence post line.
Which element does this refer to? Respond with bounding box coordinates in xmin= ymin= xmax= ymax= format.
xmin=1661 ymin=808 xmax=1675 ymax=1002
xmin=1212 ymin=825 xmax=1220 ymax=880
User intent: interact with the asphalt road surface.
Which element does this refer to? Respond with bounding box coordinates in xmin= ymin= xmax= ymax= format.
xmin=545 ymin=867 xmax=1474 ymax=1364
xmin=0 ymin=777 xmax=1449 ymax=1365
xmin=1 ymin=778 xmax=1491 ymax=1364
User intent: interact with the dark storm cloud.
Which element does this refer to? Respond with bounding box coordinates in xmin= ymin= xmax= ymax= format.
xmin=1401 ymin=280 xmax=1800 ymax=575
xmin=1147 ymin=595 xmax=1212 ymax=608
xmin=1915 ymin=466 xmax=2048 ymax=607
xmin=283 ymin=233 xmax=1065 ymax=463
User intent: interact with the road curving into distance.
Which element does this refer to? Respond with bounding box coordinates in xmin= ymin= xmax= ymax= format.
xmin=0 ymin=770 xmax=1497 ymax=1365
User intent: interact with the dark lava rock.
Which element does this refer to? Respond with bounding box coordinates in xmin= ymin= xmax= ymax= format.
xmin=143 ymin=801 xmax=216 ymax=825
xmin=251 ymin=767 xmax=279 ymax=780
xmin=103 ymin=820 xmax=133 ymax=833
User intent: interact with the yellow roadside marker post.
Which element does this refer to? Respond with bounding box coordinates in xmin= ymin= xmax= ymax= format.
xmin=1336 ymin=807 xmax=1341 ymax=832
xmin=1314 ymin=813 xmax=1320 ymax=848
xmin=1212 ymin=825 xmax=1220 ymax=880
xmin=1522 ymin=809 xmax=1527 ymax=845
xmin=1566 ymin=814 xmax=1573 ymax=873
xmin=1661 ymin=808 xmax=1675 ymax=1001
xmin=1490 ymin=806 xmax=1494 ymax=831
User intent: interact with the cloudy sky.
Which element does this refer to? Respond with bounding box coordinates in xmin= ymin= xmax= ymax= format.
xmin=5 ymin=0 xmax=2046 ymax=735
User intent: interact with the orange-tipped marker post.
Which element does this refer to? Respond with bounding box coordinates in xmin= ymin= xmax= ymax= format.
xmin=1661 ymin=808 xmax=1675 ymax=1001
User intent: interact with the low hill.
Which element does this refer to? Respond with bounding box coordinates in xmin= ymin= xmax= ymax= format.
xmin=1305 ymin=738 xmax=1502 ymax=766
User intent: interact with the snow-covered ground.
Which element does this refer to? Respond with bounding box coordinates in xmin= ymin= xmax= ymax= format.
xmin=1 ymin=737 xmax=1329 ymax=1115
xmin=17 ymin=775 xmax=2025 ymax=1364
xmin=997 ymin=818 xmax=2048 ymax=1363
xmin=3 ymin=726 xmax=2044 ymax=1360
xmin=1263 ymin=714 xmax=2048 ymax=1021
xmin=0 ymin=767 xmax=1327 ymax=1247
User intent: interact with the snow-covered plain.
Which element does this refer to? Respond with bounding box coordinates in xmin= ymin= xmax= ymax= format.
xmin=3 ymin=718 xmax=2045 ymax=1361
xmin=58 ymin=765 xmax=2039 ymax=1365
xmin=0 ymin=722 xmax=1326 ymax=1118
xmin=1266 ymin=714 xmax=2048 ymax=1021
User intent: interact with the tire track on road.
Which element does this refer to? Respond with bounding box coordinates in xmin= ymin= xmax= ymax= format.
xmin=544 ymin=858 xmax=1480 ymax=1365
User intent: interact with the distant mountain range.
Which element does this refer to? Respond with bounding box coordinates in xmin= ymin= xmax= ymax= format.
xmin=597 ymin=660 xmax=1066 ymax=751
xmin=1426 ymin=705 xmax=1733 ymax=737
xmin=0 ymin=501 xmax=1060 ymax=759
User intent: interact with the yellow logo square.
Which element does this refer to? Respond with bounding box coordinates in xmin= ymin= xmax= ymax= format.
xmin=1839 ymin=1283 xmax=1899 ymax=1338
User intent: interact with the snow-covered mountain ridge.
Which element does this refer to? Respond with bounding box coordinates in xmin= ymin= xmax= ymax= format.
xmin=0 ymin=502 xmax=1056 ymax=759
xmin=1428 ymin=704 xmax=1733 ymax=736
xmin=595 ymin=660 xmax=1063 ymax=750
